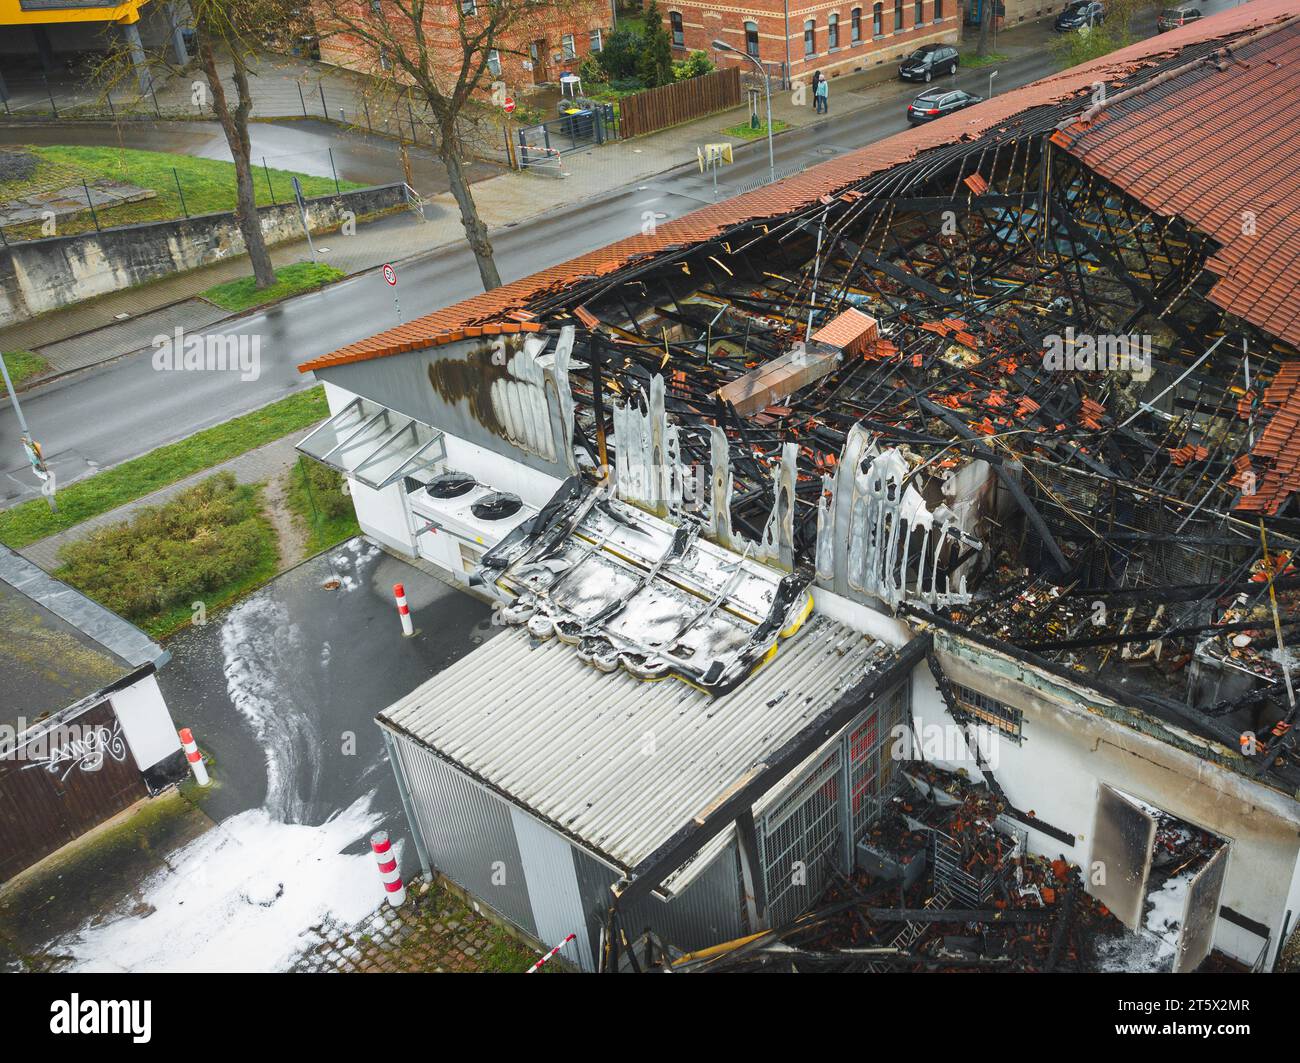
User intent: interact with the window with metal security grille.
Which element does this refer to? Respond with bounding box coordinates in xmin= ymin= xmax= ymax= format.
xmin=952 ymin=682 xmax=1024 ymax=743
xmin=671 ymin=11 xmax=684 ymax=46
xmin=848 ymin=683 xmax=908 ymax=841
xmin=760 ymin=750 xmax=842 ymax=929
xmin=756 ymin=681 xmax=910 ymax=928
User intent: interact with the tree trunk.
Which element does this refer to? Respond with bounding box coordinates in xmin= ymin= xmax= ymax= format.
xmin=199 ymin=35 xmax=276 ymax=289
xmin=976 ymin=0 xmax=992 ymax=57
xmin=441 ymin=133 xmax=501 ymax=291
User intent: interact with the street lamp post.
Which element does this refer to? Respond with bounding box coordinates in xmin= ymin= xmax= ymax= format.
xmin=713 ymin=39 xmax=775 ymax=186
xmin=988 ymin=69 xmax=999 ymax=99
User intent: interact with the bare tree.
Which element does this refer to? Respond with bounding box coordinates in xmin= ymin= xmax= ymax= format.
xmin=191 ymin=0 xmax=289 ymax=289
xmin=316 ymin=0 xmax=580 ymax=292
xmin=976 ymin=0 xmax=993 ymax=58
xmin=94 ymin=0 xmax=294 ymax=289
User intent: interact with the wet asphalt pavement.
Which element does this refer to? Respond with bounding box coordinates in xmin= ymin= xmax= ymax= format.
xmin=0 ymin=118 xmax=502 ymax=197
xmin=157 ymin=541 xmax=496 ymax=871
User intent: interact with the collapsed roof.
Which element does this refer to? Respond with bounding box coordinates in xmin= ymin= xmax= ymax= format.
xmin=305 ymin=0 xmax=1300 ymax=785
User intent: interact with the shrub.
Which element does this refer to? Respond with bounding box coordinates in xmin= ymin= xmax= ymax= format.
xmin=673 ymin=50 xmax=715 ymax=80
xmin=579 ymin=55 xmax=608 ymax=84
xmin=596 ymin=28 xmax=645 ymax=82
xmin=637 ymin=0 xmax=674 ymax=87
xmin=56 ymin=473 xmax=275 ymax=624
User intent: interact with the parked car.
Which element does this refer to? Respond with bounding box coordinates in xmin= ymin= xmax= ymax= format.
xmin=899 ymin=44 xmax=960 ymax=83
xmin=907 ymin=88 xmax=982 ymax=124
xmin=1054 ymin=0 xmax=1105 ymax=31
xmin=1157 ymin=5 xmax=1202 ymax=30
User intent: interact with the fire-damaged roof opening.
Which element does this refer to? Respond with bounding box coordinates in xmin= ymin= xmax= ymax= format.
xmin=305 ymin=0 xmax=1300 ymax=976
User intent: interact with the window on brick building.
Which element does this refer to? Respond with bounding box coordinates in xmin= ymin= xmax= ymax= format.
xmin=894 ymin=0 xmax=903 ymax=30
xmin=745 ymin=21 xmax=760 ymax=56
xmin=804 ymin=18 xmax=815 ymax=55
xmin=590 ymin=27 xmax=603 ymax=51
xmin=915 ymin=0 xmax=923 ymax=24
xmin=671 ymin=11 xmax=684 ymax=46
xmin=487 ymin=49 xmax=501 ymax=75
xmin=872 ymin=2 xmax=883 ymax=35
xmin=828 ymin=12 xmax=839 ymax=47
xmin=561 ymin=32 xmax=576 ymax=59
xmin=460 ymin=0 xmax=475 ymax=14
xmin=851 ymin=7 xmax=862 ymax=41
xmin=935 ymin=0 xmax=943 ymax=17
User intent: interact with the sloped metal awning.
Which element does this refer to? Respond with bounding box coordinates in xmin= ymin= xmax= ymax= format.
xmin=296 ymin=397 xmax=446 ymax=490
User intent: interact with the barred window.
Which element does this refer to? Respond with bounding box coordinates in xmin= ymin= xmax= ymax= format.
xmin=952 ymin=683 xmax=1023 ymax=742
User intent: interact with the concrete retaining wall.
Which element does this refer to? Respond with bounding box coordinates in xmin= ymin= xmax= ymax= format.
xmin=0 ymin=182 xmax=408 ymax=326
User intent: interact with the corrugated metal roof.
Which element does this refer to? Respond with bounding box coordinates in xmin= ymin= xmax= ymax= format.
xmin=299 ymin=0 xmax=1294 ymax=376
xmin=378 ymin=612 xmax=892 ymax=887
xmin=1055 ymin=14 xmax=1300 ymax=350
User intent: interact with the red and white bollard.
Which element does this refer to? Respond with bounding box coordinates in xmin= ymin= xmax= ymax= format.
xmin=526 ymin=932 xmax=576 ymax=973
xmin=178 ymin=728 xmax=210 ymax=787
xmin=393 ymin=583 xmax=414 ymax=637
xmin=371 ymin=830 xmax=406 ymax=907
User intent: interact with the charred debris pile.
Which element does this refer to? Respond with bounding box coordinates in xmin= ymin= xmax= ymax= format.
xmin=530 ymin=34 xmax=1300 ymax=785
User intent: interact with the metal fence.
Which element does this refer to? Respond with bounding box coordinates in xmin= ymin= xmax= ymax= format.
xmin=0 ymin=66 xmax=512 ymax=169
xmin=0 ymin=146 xmax=354 ymax=247
xmin=516 ymin=102 xmax=618 ymax=170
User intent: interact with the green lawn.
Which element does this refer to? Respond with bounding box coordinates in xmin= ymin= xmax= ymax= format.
xmin=959 ymin=51 xmax=1009 ymax=68
xmin=721 ymin=119 xmax=790 ymax=140
xmin=201 ymin=262 xmax=346 ymax=312
xmin=0 ymin=386 xmax=329 ymax=549
xmin=0 ymin=145 xmax=364 ymax=240
xmin=286 ymin=456 xmax=361 ymax=555
xmin=2 ymin=350 xmax=50 ymax=392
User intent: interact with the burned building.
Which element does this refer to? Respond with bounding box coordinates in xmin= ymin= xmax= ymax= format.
xmin=298 ymin=0 xmax=1300 ymax=972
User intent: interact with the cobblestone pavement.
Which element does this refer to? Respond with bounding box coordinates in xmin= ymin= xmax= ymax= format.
xmin=290 ymin=879 xmax=561 ymax=974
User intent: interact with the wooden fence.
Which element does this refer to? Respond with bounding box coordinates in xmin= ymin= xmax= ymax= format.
xmin=619 ymin=67 xmax=743 ymax=139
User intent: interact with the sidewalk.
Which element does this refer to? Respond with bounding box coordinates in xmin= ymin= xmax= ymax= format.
xmin=18 ymin=429 xmax=311 ymax=572
xmin=1 ymin=19 xmax=1059 ymax=379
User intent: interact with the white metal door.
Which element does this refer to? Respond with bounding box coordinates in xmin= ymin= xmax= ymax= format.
xmin=1089 ymin=784 xmax=1157 ymax=930
xmin=510 ymin=806 xmax=594 ymax=971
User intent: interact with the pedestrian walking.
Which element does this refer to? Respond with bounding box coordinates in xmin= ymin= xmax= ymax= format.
xmin=813 ymin=71 xmax=830 ymax=115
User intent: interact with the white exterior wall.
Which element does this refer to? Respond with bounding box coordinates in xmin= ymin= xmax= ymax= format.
xmin=109 ymin=673 xmax=182 ymax=772
xmin=912 ymin=632 xmax=1300 ymax=968
xmin=322 ymin=381 xmax=565 ymax=567
xmin=321 ymin=381 xmax=416 ymax=555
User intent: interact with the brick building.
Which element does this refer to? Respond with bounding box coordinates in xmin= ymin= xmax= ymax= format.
xmin=317 ymin=1 xmax=610 ymax=95
xmin=666 ymin=0 xmax=962 ymax=83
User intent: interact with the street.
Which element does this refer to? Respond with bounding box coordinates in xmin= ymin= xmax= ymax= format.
xmin=0 ymin=44 xmax=1068 ymax=508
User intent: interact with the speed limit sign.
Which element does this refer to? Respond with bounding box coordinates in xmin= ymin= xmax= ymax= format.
xmin=382 ymin=263 xmax=397 ymax=286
